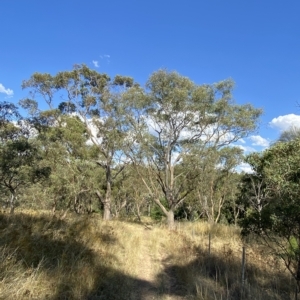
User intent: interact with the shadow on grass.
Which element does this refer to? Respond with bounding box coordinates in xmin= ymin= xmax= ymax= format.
xmin=0 ymin=213 xmax=294 ymax=300
xmin=0 ymin=213 xmax=158 ymax=300
xmin=155 ymin=242 xmax=293 ymax=300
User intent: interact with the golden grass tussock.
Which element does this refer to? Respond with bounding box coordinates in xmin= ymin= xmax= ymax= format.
xmin=0 ymin=211 xmax=296 ymax=300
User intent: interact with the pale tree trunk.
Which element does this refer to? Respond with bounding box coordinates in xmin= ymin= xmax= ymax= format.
xmin=103 ymin=163 xmax=111 ymax=221
xmin=136 ymin=204 xmax=141 ymax=221
xmin=214 ymin=196 xmax=225 ymax=223
xmin=167 ymin=209 xmax=175 ymax=230
xmin=96 ymin=164 xmax=112 ymax=220
xmin=137 ymin=165 xmax=177 ymax=229
xmin=153 ymin=197 xmax=176 ymax=229
xmin=60 ymin=208 xmax=70 ymax=220
xmin=52 ymin=199 xmax=57 ymax=216
xmin=113 ymin=199 xmax=127 ymax=218
xmin=209 ymin=181 xmax=215 ymax=223
xmin=9 ymin=192 xmax=15 ymax=214
xmin=103 ymin=200 xmax=111 ymax=220
xmin=103 ymin=170 xmax=112 ymax=220
xmin=233 ymin=205 xmax=241 ymax=226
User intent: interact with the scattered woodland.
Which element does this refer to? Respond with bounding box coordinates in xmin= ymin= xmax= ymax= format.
xmin=1 ymin=65 xmax=300 ymax=299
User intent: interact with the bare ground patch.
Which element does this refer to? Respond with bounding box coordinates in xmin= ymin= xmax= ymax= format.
xmin=133 ymin=226 xmax=189 ymax=300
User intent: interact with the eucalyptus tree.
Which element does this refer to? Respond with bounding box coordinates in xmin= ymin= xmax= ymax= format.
xmin=22 ymin=65 xmax=139 ymax=220
xmin=0 ymin=101 xmax=49 ymax=213
xmin=0 ymin=101 xmax=24 ymax=142
xmin=239 ymin=139 xmax=300 ymax=289
xmin=131 ymin=70 xmax=262 ymax=228
xmin=41 ymin=115 xmax=99 ymax=215
xmin=277 ymin=125 xmax=300 ymax=143
xmin=186 ymin=146 xmax=243 ymax=223
xmin=111 ymin=164 xmax=151 ymax=219
xmin=18 ymin=96 xmax=94 ymax=213
xmin=0 ymin=138 xmax=39 ymax=213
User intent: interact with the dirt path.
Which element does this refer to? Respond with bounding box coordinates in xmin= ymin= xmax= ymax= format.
xmin=134 ymin=228 xmax=160 ymax=300
xmin=134 ymin=226 xmax=187 ymax=300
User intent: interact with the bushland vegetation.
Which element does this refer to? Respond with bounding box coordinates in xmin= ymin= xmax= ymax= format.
xmin=1 ymin=66 xmax=299 ymax=299
xmin=0 ymin=211 xmax=295 ymax=299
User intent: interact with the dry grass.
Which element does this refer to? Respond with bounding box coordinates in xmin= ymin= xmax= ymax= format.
xmin=0 ymin=211 xmax=296 ymax=299
xmin=171 ymin=221 xmax=294 ymax=299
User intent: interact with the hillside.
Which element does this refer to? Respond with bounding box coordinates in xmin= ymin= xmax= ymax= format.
xmin=0 ymin=211 xmax=295 ymax=299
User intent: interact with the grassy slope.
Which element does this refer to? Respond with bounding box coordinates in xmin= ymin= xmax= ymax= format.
xmin=0 ymin=211 xmax=295 ymax=300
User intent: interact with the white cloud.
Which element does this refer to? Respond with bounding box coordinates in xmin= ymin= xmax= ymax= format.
xmin=0 ymin=83 xmax=13 ymax=96
xmin=69 ymin=113 xmax=104 ymax=146
xmin=249 ymin=135 xmax=269 ymax=147
xmin=100 ymin=54 xmax=110 ymax=64
xmin=236 ymin=162 xmax=254 ymax=174
xmin=239 ymin=138 xmax=246 ymax=144
xmin=236 ymin=144 xmax=256 ymax=153
xmin=92 ymin=60 xmax=99 ymax=68
xmin=269 ymin=114 xmax=300 ymax=132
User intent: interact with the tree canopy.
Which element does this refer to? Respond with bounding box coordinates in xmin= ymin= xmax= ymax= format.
xmin=128 ymin=69 xmax=262 ymax=228
xmin=239 ymin=138 xmax=300 ymax=287
xmin=0 ymin=66 xmax=263 ymax=227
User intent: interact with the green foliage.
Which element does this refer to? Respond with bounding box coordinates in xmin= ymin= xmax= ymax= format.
xmin=150 ymin=198 xmax=168 ymax=220
xmin=17 ymin=66 xmax=262 ymax=225
xmin=131 ymin=69 xmax=262 ymax=227
xmin=277 ymin=126 xmax=300 ymax=143
xmin=58 ymin=101 xmax=76 ymax=114
xmin=0 ymin=101 xmax=20 ymax=125
xmin=21 ymin=65 xmax=143 ymax=219
xmin=0 ymin=101 xmax=52 ymax=212
xmin=288 ymin=236 xmax=299 ymax=259
xmin=0 ymin=138 xmax=49 ymax=212
xmin=239 ymin=138 xmax=300 ymax=284
xmin=113 ymin=75 xmax=134 ymax=88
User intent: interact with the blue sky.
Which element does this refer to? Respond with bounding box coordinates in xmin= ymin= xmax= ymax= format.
xmin=1 ymin=0 xmax=300 ymax=168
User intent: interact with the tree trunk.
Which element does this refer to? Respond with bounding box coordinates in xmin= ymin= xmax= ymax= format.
xmin=103 ymin=200 xmax=111 ymax=220
xmin=9 ymin=193 xmax=15 ymax=214
xmin=183 ymin=210 xmax=188 ymax=221
xmin=152 ymin=197 xmax=176 ymax=230
xmin=103 ymin=166 xmax=112 ymax=220
xmin=96 ymin=191 xmax=111 ymax=221
xmin=52 ymin=200 xmax=57 ymax=216
xmin=233 ymin=206 xmax=240 ymax=226
xmin=167 ymin=210 xmax=175 ymax=230
xmin=60 ymin=208 xmax=70 ymax=220
xmin=297 ymin=255 xmax=300 ymax=290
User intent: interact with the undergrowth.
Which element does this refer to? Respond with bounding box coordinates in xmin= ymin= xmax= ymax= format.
xmin=0 ymin=211 xmax=295 ymax=299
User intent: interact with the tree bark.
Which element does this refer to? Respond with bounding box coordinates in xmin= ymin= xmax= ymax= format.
xmin=9 ymin=193 xmax=15 ymax=214
xmin=96 ymin=190 xmax=111 ymax=220
xmin=167 ymin=210 xmax=175 ymax=230
xmin=103 ymin=200 xmax=111 ymax=220
xmin=103 ymin=165 xmax=112 ymax=220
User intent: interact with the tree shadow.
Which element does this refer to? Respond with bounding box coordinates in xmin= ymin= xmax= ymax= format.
xmin=154 ymin=244 xmax=293 ymax=300
xmin=82 ymin=270 xmax=157 ymax=300
xmin=0 ymin=213 xmax=157 ymax=300
xmin=0 ymin=213 xmax=294 ymax=299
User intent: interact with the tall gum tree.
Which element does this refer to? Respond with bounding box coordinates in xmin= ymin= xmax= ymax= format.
xmin=131 ymin=70 xmax=262 ymax=229
xmin=185 ymin=146 xmax=243 ymax=223
xmin=239 ymin=139 xmax=300 ymax=290
xmin=0 ymin=101 xmax=50 ymax=213
xmin=22 ymin=65 xmax=138 ymax=220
